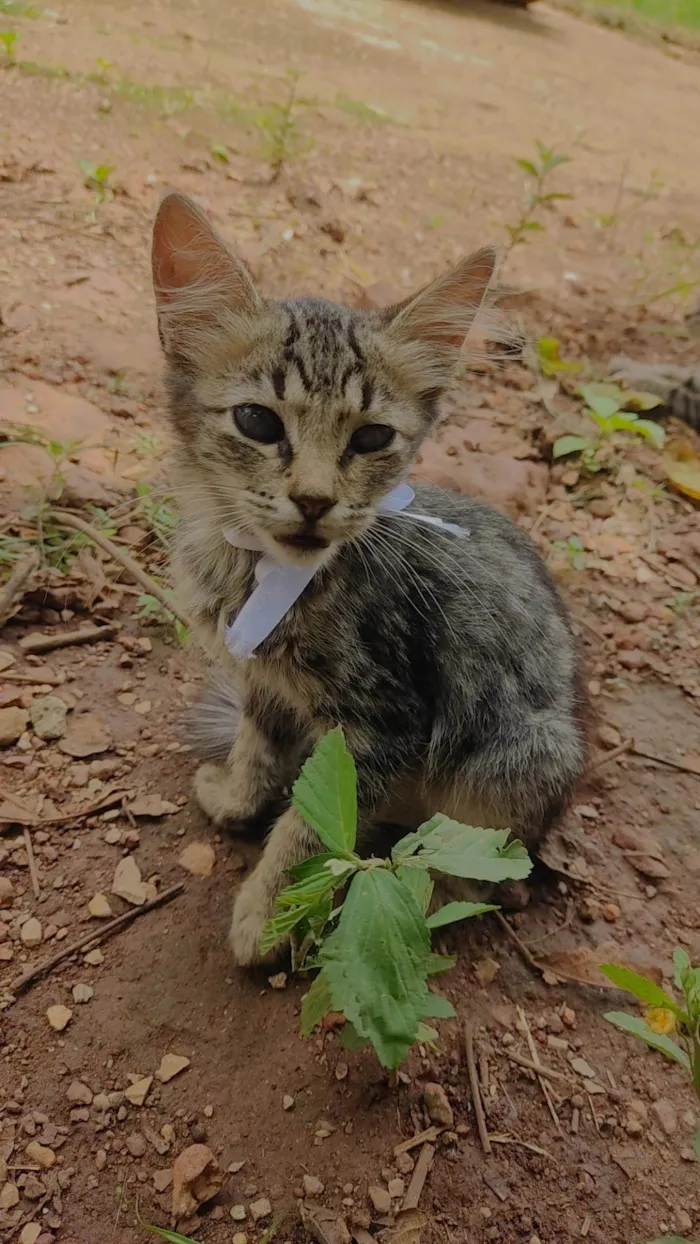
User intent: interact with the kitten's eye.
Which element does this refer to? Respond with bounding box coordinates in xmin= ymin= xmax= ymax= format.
xmin=233 ymin=403 xmax=284 ymax=445
xmin=349 ymin=424 xmax=396 ymax=454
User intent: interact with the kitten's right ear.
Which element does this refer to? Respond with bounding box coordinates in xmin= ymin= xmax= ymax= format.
xmin=152 ymin=191 xmax=261 ymax=364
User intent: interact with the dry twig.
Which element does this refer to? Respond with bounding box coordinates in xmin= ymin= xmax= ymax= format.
xmin=10 ymin=882 xmax=184 ymax=996
xmin=401 ymin=1142 xmax=434 ymax=1211
xmin=0 ymin=549 xmax=39 ymax=628
xmin=1 ymin=787 xmax=129 ymax=832
xmin=464 ymin=1021 xmax=491 ymax=1155
xmin=23 ymin=827 xmax=40 ymax=899
xmin=490 ymin=1133 xmax=557 ymax=1161
xmin=18 ymin=623 xmax=117 ymax=654
xmin=517 ymin=1006 xmax=563 ymax=1137
xmin=586 ymin=737 xmax=633 ymax=772
xmin=394 ymin=1126 xmax=441 ymax=1156
xmin=504 ymin=1050 xmax=578 ymax=1089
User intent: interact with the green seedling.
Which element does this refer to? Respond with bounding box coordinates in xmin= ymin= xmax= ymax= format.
xmin=210 ymin=142 xmax=230 ymax=163
xmin=553 ymin=382 xmax=665 ymax=471
xmin=0 ymin=28 xmax=17 ymax=57
xmin=137 ymin=592 xmax=189 ymax=646
xmin=550 ymin=533 xmax=587 ymax=572
xmin=602 ymin=949 xmax=700 ymax=1160
xmin=536 ymin=336 xmax=583 ymax=378
xmin=143 ymin=1229 xmax=199 ymax=1244
xmin=78 ymin=158 xmax=114 ymax=209
xmin=504 ymin=140 xmax=572 ymax=253
xmin=253 ymin=69 xmax=313 ymax=181
xmin=262 ymin=729 xmax=532 ymax=1071
xmin=335 ymin=93 xmax=390 ymax=125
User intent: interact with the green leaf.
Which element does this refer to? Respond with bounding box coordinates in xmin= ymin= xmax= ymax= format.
xmin=599 ymin=964 xmax=679 ymax=1012
xmin=673 ymin=947 xmax=691 ymax=991
xmin=405 ymin=816 xmax=532 ymax=883
xmin=622 ymin=389 xmax=663 ymax=412
xmin=580 ymin=384 xmax=621 ymax=421
xmin=552 ymin=434 xmax=590 ymax=459
xmin=292 ymin=728 xmax=357 ymax=855
xmin=521 ymin=220 xmax=544 ymax=232
xmin=420 ymin=990 xmax=456 ymax=1019
xmin=426 ymin=952 xmax=457 ymax=975
xmin=426 ymin=901 xmax=498 ymax=929
xmin=260 ymin=904 xmax=314 ymax=955
xmin=632 ymin=418 xmax=665 ymax=449
xmin=604 ymin=1012 xmax=691 ymax=1071
xmin=288 ymin=853 xmax=337 ymax=881
xmin=340 ymin=1019 xmax=368 ymax=1050
xmin=320 ymin=869 xmax=431 ymax=1069
xmin=300 ymin=971 xmax=332 ymax=1037
xmin=515 ymin=158 xmax=538 ymax=178
xmin=143 ymin=1228 xmax=200 ymax=1244
xmin=415 ymin=1022 xmax=439 ymax=1044
xmin=274 ymin=871 xmax=336 ymax=909
xmin=396 ymin=864 xmax=433 ymax=913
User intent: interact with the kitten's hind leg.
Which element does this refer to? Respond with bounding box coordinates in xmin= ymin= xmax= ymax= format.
xmin=194 ymin=714 xmax=288 ymax=832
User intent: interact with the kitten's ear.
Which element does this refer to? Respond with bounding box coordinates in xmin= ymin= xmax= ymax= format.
xmin=152 ymin=191 xmax=261 ymax=364
xmin=381 ymin=247 xmax=497 ymax=390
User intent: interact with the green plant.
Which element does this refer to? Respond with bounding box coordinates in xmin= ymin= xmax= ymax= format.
xmin=78 ymin=158 xmax=114 ymax=209
xmin=504 ymin=140 xmax=572 ymax=252
xmin=553 ymin=382 xmax=665 ymax=471
xmin=261 ymin=729 xmax=532 ymax=1070
xmin=253 ymin=69 xmax=313 ymax=181
xmin=536 ymin=336 xmax=583 ymax=378
xmin=137 ymin=592 xmax=189 ymax=646
xmin=602 ymin=950 xmax=700 ymax=1159
xmin=0 ymin=28 xmax=17 ymax=57
xmin=143 ymin=1229 xmax=199 ymax=1244
xmin=335 ymin=93 xmax=390 ymax=125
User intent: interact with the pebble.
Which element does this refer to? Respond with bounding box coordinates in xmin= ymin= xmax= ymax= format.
xmin=268 ymin=972 xmax=287 ymax=990
xmin=84 ymin=948 xmax=104 ymax=966
xmin=177 ymin=841 xmax=216 ymax=877
xmin=19 ymin=1226 xmax=42 ymax=1244
xmin=395 ymin=1152 xmax=415 ymax=1175
xmin=231 ymin=1205 xmax=247 ymax=1221
xmin=72 ymin=983 xmax=94 ymax=1004
xmin=125 ymin=1132 xmax=147 ymax=1157
xmin=651 ymin=1098 xmax=677 ymax=1135
xmin=249 ymin=1198 xmax=272 ymax=1221
xmin=387 ymin=1178 xmax=405 ymax=1199
xmin=0 ymin=876 xmax=14 ymax=903
xmin=0 ymin=1183 xmax=20 ymax=1209
xmin=423 ymin=1082 xmax=454 ymax=1128
xmin=232 ymin=1235 xmax=248 ymax=1244
xmin=95 ymin=1149 xmax=107 ymax=1171
xmin=153 ymin=1168 xmax=173 ymax=1192
xmin=283 ymin=1095 xmax=295 ymax=1111
xmin=368 ymin=1186 xmax=392 ymax=1215
xmin=156 ymin=1053 xmax=190 ymax=1083
xmin=602 ymin=903 xmax=621 ymax=923
xmin=104 ymin=827 xmax=122 ymax=846
xmin=88 ymin=893 xmax=112 ymax=919
xmin=25 ymin=1141 xmax=56 ymax=1169
xmin=303 ymin=1175 xmax=325 ymax=1197
xmin=112 ymin=855 xmax=156 ymax=906
xmin=20 ymin=917 xmax=43 ymax=947
xmin=59 ymin=711 xmax=112 ymax=757
xmin=335 ymin=1062 xmax=349 ymax=1081
xmin=0 ymin=706 xmax=29 ymax=746
xmin=30 ymin=695 xmax=67 ymax=741
xmin=597 ymin=723 xmax=622 ymax=750
xmin=46 ymin=1005 xmax=72 ymax=1032
xmin=124 ymin=1076 xmax=153 ymax=1107
xmin=66 ymin=1080 xmax=93 ymax=1105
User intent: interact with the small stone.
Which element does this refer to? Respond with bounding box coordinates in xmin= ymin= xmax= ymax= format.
xmin=104 ymin=826 xmax=122 ymax=845
xmin=156 ymin=1054 xmax=190 ymax=1083
xmin=602 ymin=903 xmax=621 ymax=923
xmin=112 ymin=855 xmax=156 ymax=906
xmin=283 ymin=1095 xmax=295 ymax=1111
xmin=134 ymin=700 xmax=152 ymax=715
xmin=474 ymin=957 xmax=500 ymax=987
xmin=128 ymin=793 xmax=179 ymax=817
xmin=66 ymin=1080 xmax=93 ymax=1105
xmin=88 ymin=893 xmax=112 ymax=919
xmin=395 ymin=1152 xmax=415 ymax=1175
xmin=231 ymin=1205 xmax=247 ymax=1221
xmin=72 ymin=983 xmax=94 ymax=1004
xmin=203 ymin=1104 xmax=214 ymax=1118
xmin=84 ymin=948 xmax=104 ymax=966
xmin=0 ymin=1182 xmax=20 ymax=1209
xmin=578 ymin=896 xmax=600 ymax=923
xmin=23 ymin=1174 xmax=46 ymax=1200
xmin=21 ymin=917 xmax=43 ymax=948
xmin=30 ymin=695 xmax=67 ymax=741
xmin=125 ymin=1132 xmax=147 ymax=1157
xmin=46 ymin=1005 xmax=72 ymax=1032
xmin=388 ymin=1178 xmax=405 ymax=1199
xmin=19 ymin=1226 xmax=42 ymax=1244
xmin=0 ymin=706 xmax=29 ymax=746
xmin=571 ymin=1057 xmax=596 ymax=1079
xmin=0 ymin=876 xmax=14 ymax=903
xmin=651 ymin=1098 xmax=677 ymax=1135
xmin=177 ymin=842 xmax=216 ymax=877
xmin=250 ymin=1198 xmax=272 ymax=1221
xmin=268 ymin=971 xmax=287 ymax=990
xmin=335 ymin=1062 xmax=348 ymax=1081
xmin=303 ymin=1175 xmax=325 ymax=1197
xmin=124 ymin=1076 xmax=153 ymax=1107
xmin=574 ymin=804 xmax=599 ymax=821
xmin=95 ymin=1149 xmax=107 ymax=1170
xmin=25 ymin=1141 xmax=56 ymax=1169
xmin=369 ymin=1186 xmax=392 ymax=1215
xmin=153 ymin=1168 xmax=173 ymax=1192
xmin=59 ymin=711 xmax=112 ymax=758
xmin=0 ymin=649 xmax=15 ymax=672
xmin=233 ymin=1235 xmax=247 ymax=1244
xmin=597 ymin=723 xmax=622 ymax=750
xmin=423 ymin=1082 xmax=454 ymax=1128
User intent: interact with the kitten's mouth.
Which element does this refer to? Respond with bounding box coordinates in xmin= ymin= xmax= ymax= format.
xmin=276 ymin=532 xmax=330 ymax=553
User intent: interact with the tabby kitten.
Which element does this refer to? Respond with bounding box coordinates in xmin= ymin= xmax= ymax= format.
xmin=152 ymin=191 xmax=586 ymax=966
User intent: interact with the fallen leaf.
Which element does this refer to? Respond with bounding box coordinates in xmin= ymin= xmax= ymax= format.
xmin=59 ymin=712 xmax=112 ymax=758
xmin=539 ymin=941 xmax=663 ymax=988
xmin=171 ymin=1144 xmax=223 ymax=1222
xmin=663 ymin=438 xmax=700 ymax=502
xmin=129 ymin=793 xmax=180 ymax=818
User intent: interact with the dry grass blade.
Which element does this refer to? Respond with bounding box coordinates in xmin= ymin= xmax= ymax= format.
xmin=517 ymin=1006 xmax=563 ymax=1137
xmin=464 ymin=1021 xmax=491 ymax=1154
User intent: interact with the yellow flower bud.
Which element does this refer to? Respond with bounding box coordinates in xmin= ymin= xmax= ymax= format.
xmin=646 ymin=1007 xmax=676 ymax=1035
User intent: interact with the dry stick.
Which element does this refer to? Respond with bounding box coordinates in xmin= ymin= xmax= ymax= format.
xmin=11 ymin=882 xmax=184 ymax=996
xmin=0 ymin=671 xmax=64 ymax=686
xmin=23 ymin=827 xmax=40 ymax=899
xmin=504 ymin=1050 xmax=579 ymax=1090
xmin=490 ymin=1133 xmax=557 ymax=1162
xmin=18 ymin=623 xmax=118 ymax=654
xmin=516 ymin=1006 xmax=563 ymax=1138
xmin=1 ymin=788 xmax=129 ymax=831
xmin=393 ymin=1126 xmax=441 ymax=1156
xmin=401 ymin=1142 xmax=434 ymax=1212
xmin=464 ymin=1021 xmax=491 ymax=1155
xmin=494 ymin=911 xmax=607 ymax=991
xmin=50 ymin=509 xmax=193 ymax=630
xmin=585 ymin=737 xmax=633 ymax=773
xmin=633 ymin=744 xmax=700 ymax=779
xmin=0 ymin=549 xmax=39 ymax=628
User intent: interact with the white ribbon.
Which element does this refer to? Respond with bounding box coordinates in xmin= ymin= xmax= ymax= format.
xmin=222 ymin=483 xmax=468 ymax=660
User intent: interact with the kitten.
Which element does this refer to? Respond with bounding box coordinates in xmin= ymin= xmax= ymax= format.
xmin=152 ymin=191 xmax=586 ymax=966
xmin=609 ymin=356 xmax=700 ymax=432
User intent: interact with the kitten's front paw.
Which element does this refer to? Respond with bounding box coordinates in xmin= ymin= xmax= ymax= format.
xmin=194 ymin=762 xmax=244 ymax=827
xmin=229 ymin=876 xmax=281 ymax=966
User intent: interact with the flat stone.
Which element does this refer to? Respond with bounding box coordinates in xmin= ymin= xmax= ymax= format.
xmin=88 ymin=892 xmax=112 ymax=919
xmin=20 ymin=917 xmax=43 ymax=948
xmin=111 ymin=855 xmax=156 ymax=906
xmin=231 ymin=1205 xmax=247 ymax=1221
xmin=387 ymin=1178 xmax=405 ymax=1199
xmin=651 ymin=1098 xmax=677 ymax=1135
xmin=178 ymin=841 xmax=216 ymax=877
xmin=0 ymin=1182 xmax=20 ymax=1209
xmin=0 ymin=706 xmax=29 ymax=747
xmin=128 ymin=793 xmax=179 ymax=817
xmin=0 ymin=650 xmax=15 ymax=672
xmin=46 ymin=1004 xmax=72 ymax=1031
xmin=303 ymin=1175 xmax=325 ymax=1197
xmin=250 ymin=1198 xmax=272 ymax=1221
xmin=84 ymin=948 xmax=105 ymax=966
xmin=59 ymin=712 xmax=112 ymax=758
xmin=368 ymin=1186 xmax=391 ymax=1215
xmin=156 ymin=1054 xmax=190 ymax=1084
xmin=124 ymin=1076 xmax=152 ymax=1107
xmin=66 ymin=1081 xmax=93 ymax=1105
xmin=30 ymin=695 xmax=67 ymax=741
xmin=72 ymin=983 xmax=95 ymax=1004
xmin=125 ymin=1132 xmax=147 ymax=1157
xmin=19 ymin=1226 xmax=42 ymax=1244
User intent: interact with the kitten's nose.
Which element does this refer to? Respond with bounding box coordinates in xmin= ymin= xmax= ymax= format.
xmin=291 ymin=494 xmax=335 ymax=523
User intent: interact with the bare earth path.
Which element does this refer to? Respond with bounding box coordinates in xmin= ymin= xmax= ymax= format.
xmin=1 ymin=2 xmax=700 ymax=1242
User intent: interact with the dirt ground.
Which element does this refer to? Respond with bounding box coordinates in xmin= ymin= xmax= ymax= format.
xmin=1 ymin=1 xmax=700 ymax=1242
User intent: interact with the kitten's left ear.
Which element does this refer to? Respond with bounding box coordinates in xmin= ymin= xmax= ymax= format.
xmin=381 ymin=247 xmax=497 ymax=389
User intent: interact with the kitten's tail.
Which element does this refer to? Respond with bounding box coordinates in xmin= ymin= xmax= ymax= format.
xmin=186 ymin=679 xmax=241 ymax=761
xmin=609 ymin=356 xmax=700 ymax=432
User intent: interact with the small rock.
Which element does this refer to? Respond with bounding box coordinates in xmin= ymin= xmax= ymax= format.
xmin=171 ymin=1143 xmax=223 ymax=1219
xmin=474 ymin=957 xmax=500 ymax=987
xmin=19 ymin=1226 xmax=42 ymax=1244
xmin=335 ymin=1062 xmax=348 ymax=1081
xmin=128 ymin=793 xmax=179 ymax=817
xmin=303 ymin=1175 xmax=325 ymax=1197
xmin=84 ymin=948 xmax=104 ymax=966
xmin=651 ymin=1098 xmax=677 ymax=1136
xmin=66 ymin=1080 xmax=93 ymax=1105
xmin=0 ymin=706 xmax=29 ymax=747
xmin=25 ymin=1141 xmax=56 ymax=1169
xmin=125 ymin=1132 xmax=147 ymax=1157
xmin=156 ymin=1054 xmax=191 ymax=1083
xmin=177 ymin=842 xmax=216 ymax=877
xmin=0 ymin=876 xmax=14 ymax=903
xmin=618 ymin=649 xmax=647 ymax=671
xmin=283 ymin=1095 xmax=295 ymax=1111
xmin=233 ymin=1235 xmax=247 ymax=1244
xmin=619 ymin=600 xmax=648 ymax=624
xmin=231 ymin=1205 xmax=247 ymax=1221
xmin=29 ymin=695 xmax=67 ymax=741
xmin=602 ymin=903 xmax=621 ymax=922
xmin=124 ymin=1076 xmax=153 ymax=1107
xmin=88 ymin=893 xmax=112 ymax=919
xmin=395 ymin=1152 xmax=415 ymax=1175
xmin=578 ymin=896 xmax=600 ymax=923
xmin=574 ymin=804 xmax=599 ymax=821
xmin=104 ymin=826 xmax=122 ymax=845
xmin=95 ymin=1149 xmax=107 ymax=1170
xmin=153 ymin=1168 xmax=173 ymax=1192
xmin=112 ymin=855 xmax=156 ymax=906
xmin=46 ymin=1005 xmax=72 ymax=1032
xmin=423 ymin=1082 xmax=454 ymax=1128
xmin=0 ymin=1182 xmax=20 ymax=1209
xmin=72 ymin=983 xmax=94 ymax=1004
xmin=250 ymin=1198 xmax=272 ymax=1222
xmin=268 ymin=972 xmax=287 ymax=990
xmin=368 ymin=1186 xmax=392 ymax=1215
xmin=0 ymin=649 xmax=15 ymax=672
xmin=20 ymin=917 xmax=43 ymax=948
xmin=388 ymin=1178 xmax=405 ymax=1199
xmin=571 ymin=1057 xmax=596 ymax=1079
xmin=59 ymin=712 xmax=112 ymax=758
xmin=597 ymin=723 xmax=622 ymax=750
xmin=628 ymin=855 xmax=670 ymax=881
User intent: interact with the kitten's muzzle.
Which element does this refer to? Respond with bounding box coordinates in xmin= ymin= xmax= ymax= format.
xmin=290 ymin=493 xmax=335 ymax=523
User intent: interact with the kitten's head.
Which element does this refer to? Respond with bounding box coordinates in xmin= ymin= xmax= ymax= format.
xmin=152 ymin=191 xmax=496 ymax=567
